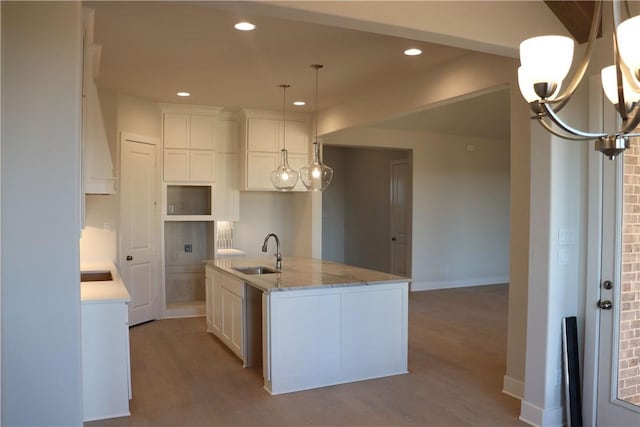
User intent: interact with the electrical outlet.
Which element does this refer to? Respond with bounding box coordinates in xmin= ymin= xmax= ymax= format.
xmin=184 ymin=244 xmax=192 ymax=253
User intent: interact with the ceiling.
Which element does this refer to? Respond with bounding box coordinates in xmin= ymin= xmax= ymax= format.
xmin=375 ymin=90 xmax=511 ymax=140
xmin=88 ymin=1 xmax=509 ymax=138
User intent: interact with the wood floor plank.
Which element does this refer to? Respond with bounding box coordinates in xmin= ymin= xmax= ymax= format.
xmin=87 ymin=284 xmax=524 ymax=427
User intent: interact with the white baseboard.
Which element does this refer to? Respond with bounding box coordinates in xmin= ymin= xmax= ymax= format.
xmin=410 ymin=276 xmax=509 ymax=292
xmin=519 ymin=400 xmax=563 ymax=427
xmin=502 ymin=375 xmax=524 ymax=400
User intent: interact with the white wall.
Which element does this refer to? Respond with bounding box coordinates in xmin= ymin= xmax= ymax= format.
xmin=79 ymin=90 xmax=161 ymax=264
xmin=520 ymin=89 xmax=588 ymax=426
xmin=235 ymin=192 xmax=312 ymax=257
xmin=323 ymin=128 xmax=510 ymax=289
xmin=1 ymin=2 xmax=84 ymax=424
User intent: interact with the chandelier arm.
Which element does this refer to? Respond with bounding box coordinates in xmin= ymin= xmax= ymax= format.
xmin=621 ymin=105 xmax=640 ymax=134
xmin=612 ymin=1 xmax=629 ymax=120
xmin=536 ymin=117 xmax=595 ymax=141
xmin=541 ymin=102 xmax=607 ymax=139
xmin=548 ymin=0 xmax=602 ymax=111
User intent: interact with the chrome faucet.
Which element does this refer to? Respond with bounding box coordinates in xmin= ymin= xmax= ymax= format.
xmin=261 ymin=233 xmax=282 ymax=270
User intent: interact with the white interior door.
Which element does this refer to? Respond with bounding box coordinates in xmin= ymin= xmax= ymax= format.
xmin=390 ymin=160 xmax=411 ymax=277
xmin=598 ymin=140 xmax=640 ymax=426
xmin=120 ymin=133 xmax=159 ymax=326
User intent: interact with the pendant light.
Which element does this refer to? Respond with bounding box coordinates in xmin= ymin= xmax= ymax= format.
xmin=300 ymin=64 xmax=333 ymax=192
xmin=271 ymin=84 xmax=299 ymax=191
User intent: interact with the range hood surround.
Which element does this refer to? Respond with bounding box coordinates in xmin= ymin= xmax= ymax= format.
xmin=83 ymin=8 xmax=116 ymax=195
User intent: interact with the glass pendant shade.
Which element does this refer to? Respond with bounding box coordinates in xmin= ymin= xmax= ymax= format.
xmin=271 ymin=84 xmax=299 ymax=191
xmin=301 ymin=63 xmax=333 ymax=192
xmin=617 ymin=15 xmax=640 ymax=76
xmin=300 ymin=142 xmax=333 ymax=192
xmin=601 ymin=65 xmax=640 ymax=105
xmin=271 ymin=149 xmax=299 ymax=191
xmin=519 ymin=35 xmax=574 ymax=87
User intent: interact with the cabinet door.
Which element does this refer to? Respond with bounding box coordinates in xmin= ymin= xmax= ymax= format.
xmin=164 ymin=149 xmax=190 ymax=182
xmin=215 ymin=118 xmax=238 ymax=153
xmin=246 ymin=151 xmax=278 ymax=190
xmin=211 ymin=272 xmax=222 ymax=334
xmin=190 ymin=115 xmax=215 ymax=150
xmin=213 ymin=152 xmax=239 ymax=221
xmin=221 ymin=287 xmax=244 ymax=358
xmin=285 ymin=120 xmax=309 ymax=154
xmin=205 ymin=273 xmax=213 ymax=331
xmin=164 ymin=113 xmax=189 ymax=149
xmin=247 ymin=118 xmax=279 ymax=152
xmin=189 ymin=150 xmax=215 ymax=182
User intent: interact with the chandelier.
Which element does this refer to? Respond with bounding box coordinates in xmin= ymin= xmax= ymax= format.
xmin=518 ymin=0 xmax=640 ymax=159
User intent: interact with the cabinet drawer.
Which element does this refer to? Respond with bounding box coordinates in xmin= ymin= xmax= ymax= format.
xmin=223 ymin=275 xmax=245 ymax=297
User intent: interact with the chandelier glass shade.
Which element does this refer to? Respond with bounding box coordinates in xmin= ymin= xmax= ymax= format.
xmin=300 ymin=64 xmax=333 ymax=192
xmin=271 ymin=84 xmax=299 ymax=191
xmin=517 ymin=0 xmax=640 ymax=159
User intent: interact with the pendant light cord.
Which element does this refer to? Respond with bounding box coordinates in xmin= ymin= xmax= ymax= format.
xmin=280 ymin=84 xmax=289 ymax=150
xmin=311 ymin=64 xmax=324 ymax=153
xmin=315 ymin=66 xmax=319 ymax=143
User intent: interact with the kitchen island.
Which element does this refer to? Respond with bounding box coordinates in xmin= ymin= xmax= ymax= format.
xmin=206 ymin=257 xmax=410 ymax=395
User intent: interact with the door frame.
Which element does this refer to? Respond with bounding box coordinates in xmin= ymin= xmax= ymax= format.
xmin=118 ymin=132 xmax=161 ymax=322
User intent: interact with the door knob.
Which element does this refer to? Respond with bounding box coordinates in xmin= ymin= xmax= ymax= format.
xmin=391 ymin=237 xmax=397 ymax=241
xmin=598 ymin=300 xmax=613 ymax=310
xmin=126 ymin=255 xmax=133 ymax=261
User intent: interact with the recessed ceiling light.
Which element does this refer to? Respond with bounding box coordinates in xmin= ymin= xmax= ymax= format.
xmin=177 ymin=92 xmax=190 ymax=97
xmin=234 ymin=22 xmax=256 ymax=31
xmin=293 ymin=101 xmax=306 ymax=106
xmin=404 ymin=48 xmax=422 ymax=56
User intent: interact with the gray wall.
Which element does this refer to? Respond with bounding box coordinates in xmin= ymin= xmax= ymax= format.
xmin=2 ymin=2 xmax=83 ymax=425
xmin=322 ymin=147 xmax=408 ymax=272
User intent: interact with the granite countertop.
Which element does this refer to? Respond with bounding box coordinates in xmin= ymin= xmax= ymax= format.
xmin=80 ymin=262 xmax=131 ymax=303
xmin=208 ymin=256 xmax=410 ymax=292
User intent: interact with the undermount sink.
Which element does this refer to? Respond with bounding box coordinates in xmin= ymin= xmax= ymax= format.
xmin=81 ymin=271 xmax=113 ymax=282
xmin=233 ymin=266 xmax=279 ymax=275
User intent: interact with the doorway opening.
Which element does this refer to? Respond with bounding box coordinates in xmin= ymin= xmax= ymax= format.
xmin=321 ymin=146 xmax=412 ymax=275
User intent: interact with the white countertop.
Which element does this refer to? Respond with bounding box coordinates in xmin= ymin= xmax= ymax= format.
xmin=209 ymin=256 xmax=410 ymax=292
xmin=81 ymin=262 xmax=131 ymax=304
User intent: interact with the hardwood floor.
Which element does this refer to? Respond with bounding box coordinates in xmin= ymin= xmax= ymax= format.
xmin=88 ymin=285 xmax=524 ymax=427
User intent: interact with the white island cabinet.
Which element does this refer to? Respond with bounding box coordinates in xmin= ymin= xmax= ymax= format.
xmin=80 ymin=263 xmax=131 ymax=422
xmin=207 ymin=257 xmax=409 ymax=395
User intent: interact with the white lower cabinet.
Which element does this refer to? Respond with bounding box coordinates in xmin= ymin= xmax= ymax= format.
xmin=221 ymin=287 xmax=244 ymax=357
xmin=81 ymin=300 xmax=131 ymax=421
xmin=206 ymin=267 xmax=245 ymax=362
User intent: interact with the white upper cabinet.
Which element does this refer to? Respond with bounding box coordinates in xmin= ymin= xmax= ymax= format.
xmin=247 ymin=118 xmax=280 ymax=152
xmin=240 ymin=109 xmax=310 ymax=191
xmin=189 ymin=114 xmax=216 ymax=150
xmin=213 ymin=112 xmax=240 ymax=221
xmin=163 ymin=113 xmax=190 ymax=149
xmin=160 ymin=104 xmax=222 ymax=183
